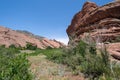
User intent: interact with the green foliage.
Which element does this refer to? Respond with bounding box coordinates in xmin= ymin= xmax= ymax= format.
xmin=26 ymin=43 xmax=37 ymax=50
xmin=9 ymin=44 xmax=17 ymax=48
xmin=108 ymin=36 xmax=120 ymax=43
xmin=67 ymin=40 xmax=120 ymax=79
xmin=9 ymin=44 xmax=23 ymax=51
xmin=46 ymin=46 xmax=53 ymax=49
xmin=76 ymin=40 xmax=88 ymax=57
xmin=35 ymin=40 xmax=120 ymax=79
xmin=29 ymin=48 xmax=65 ymax=63
xmin=114 ymin=36 xmax=120 ymax=42
xmin=27 ymin=40 xmax=120 ymax=79
xmin=0 ymin=45 xmax=5 ymax=48
xmin=0 ymin=47 xmax=32 ymax=80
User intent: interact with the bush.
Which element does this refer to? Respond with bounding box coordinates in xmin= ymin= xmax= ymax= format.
xmin=46 ymin=46 xmax=53 ymax=49
xmin=28 ymin=40 xmax=120 ymax=79
xmin=0 ymin=47 xmax=32 ymax=80
xmin=28 ymin=48 xmax=66 ymax=63
xmin=65 ymin=40 xmax=120 ymax=79
xmin=0 ymin=45 xmax=5 ymax=48
xmin=26 ymin=43 xmax=37 ymax=50
xmin=9 ymin=44 xmax=17 ymax=48
xmin=9 ymin=44 xmax=23 ymax=50
xmin=62 ymin=41 xmax=107 ymax=79
xmin=114 ymin=36 xmax=120 ymax=42
xmin=44 ymin=40 xmax=120 ymax=79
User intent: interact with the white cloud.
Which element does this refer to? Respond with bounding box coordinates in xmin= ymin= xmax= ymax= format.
xmin=55 ymin=37 xmax=69 ymax=45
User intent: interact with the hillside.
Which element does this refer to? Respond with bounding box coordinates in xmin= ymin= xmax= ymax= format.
xmin=0 ymin=26 xmax=64 ymax=49
xmin=16 ymin=30 xmax=44 ymax=40
xmin=1 ymin=1 xmax=120 ymax=80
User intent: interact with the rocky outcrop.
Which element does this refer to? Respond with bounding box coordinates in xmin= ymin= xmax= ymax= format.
xmin=66 ymin=1 xmax=120 ymax=59
xmin=0 ymin=26 xmax=64 ymax=49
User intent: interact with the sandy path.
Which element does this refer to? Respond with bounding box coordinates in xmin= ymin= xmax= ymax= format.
xmin=28 ymin=55 xmax=84 ymax=80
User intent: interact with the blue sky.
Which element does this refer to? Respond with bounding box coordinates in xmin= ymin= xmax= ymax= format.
xmin=0 ymin=0 xmax=113 ymax=44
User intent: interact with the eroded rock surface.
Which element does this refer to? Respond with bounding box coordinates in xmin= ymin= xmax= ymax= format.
xmin=66 ymin=1 xmax=120 ymax=59
xmin=0 ymin=26 xmax=64 ymax=49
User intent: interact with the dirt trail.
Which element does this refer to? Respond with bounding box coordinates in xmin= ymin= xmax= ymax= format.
xmin=28 ymin=54 xmax=84 ymax=80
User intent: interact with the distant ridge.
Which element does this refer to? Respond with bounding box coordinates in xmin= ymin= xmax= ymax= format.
xmin=16 ymin=30 xmax=44 ymax=40
xmin=0 ymin=26 xmax=65 ymax=49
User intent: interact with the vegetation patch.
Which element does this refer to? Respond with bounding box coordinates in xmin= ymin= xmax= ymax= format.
xmin=2 ymin=39 xmax=120 ymax=80
xmin=0 ymin=46 xmax=32 ymax=80
xmin=26 ymin=43 xmax=37 ymax=50
xmin=29 ymin=40 xmax=120 ymax=79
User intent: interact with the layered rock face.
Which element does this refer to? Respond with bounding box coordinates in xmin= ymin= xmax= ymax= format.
xmin=67 ymin=1 xmax=120 ymax=59
xmin=0 ymin=26 xmax=64 ymax=49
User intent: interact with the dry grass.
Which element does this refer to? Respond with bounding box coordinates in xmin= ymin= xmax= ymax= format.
xmin=20 ymin=50 xmax=35 ymax=54
xmin=28 ymin=54 xmax=84 ymax=80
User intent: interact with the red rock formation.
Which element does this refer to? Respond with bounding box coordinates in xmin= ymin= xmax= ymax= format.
xmin=67 ymin=2 xmax=98 ymax=35
xmin=0 ymin=26 xmax=64 ymax=49
xmin=66 ymin=1 xmax=120 ymax=59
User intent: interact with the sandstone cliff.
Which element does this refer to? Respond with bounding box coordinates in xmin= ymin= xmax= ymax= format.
xmin=0 ymin=26 xmax=64 ymax=49
xmin=67 ymin=1 xmax=120 ymax=59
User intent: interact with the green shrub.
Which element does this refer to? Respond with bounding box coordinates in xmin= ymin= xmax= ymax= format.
xmin=0 ymin=45 xmax=5 ymax=48
xmin=28 ymin=40 xmax=120 ymax=79
xmin=26 ymin=43 xmax=37 ymax=50
xmin=9 ymin=44 xmax=16 ymax=48
xmin=0 ymin=47 xmax=32 ymax=80
xmin=28 ymin=48 xmax=66 ymax=63
xmin=114 ymin=36 xmax=120 ymax=42
xmin=9 ymin=44 xmax=23 ymax=50
xmin=62 ymin=40 xmax=109 ymax=79
xmin=45 ymin=40 xmax=120 ymax=79
xmin=65 ymin=40 xmax=120 ymax=79
xmin=46 ymin=46 xmax=53 ymax=49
